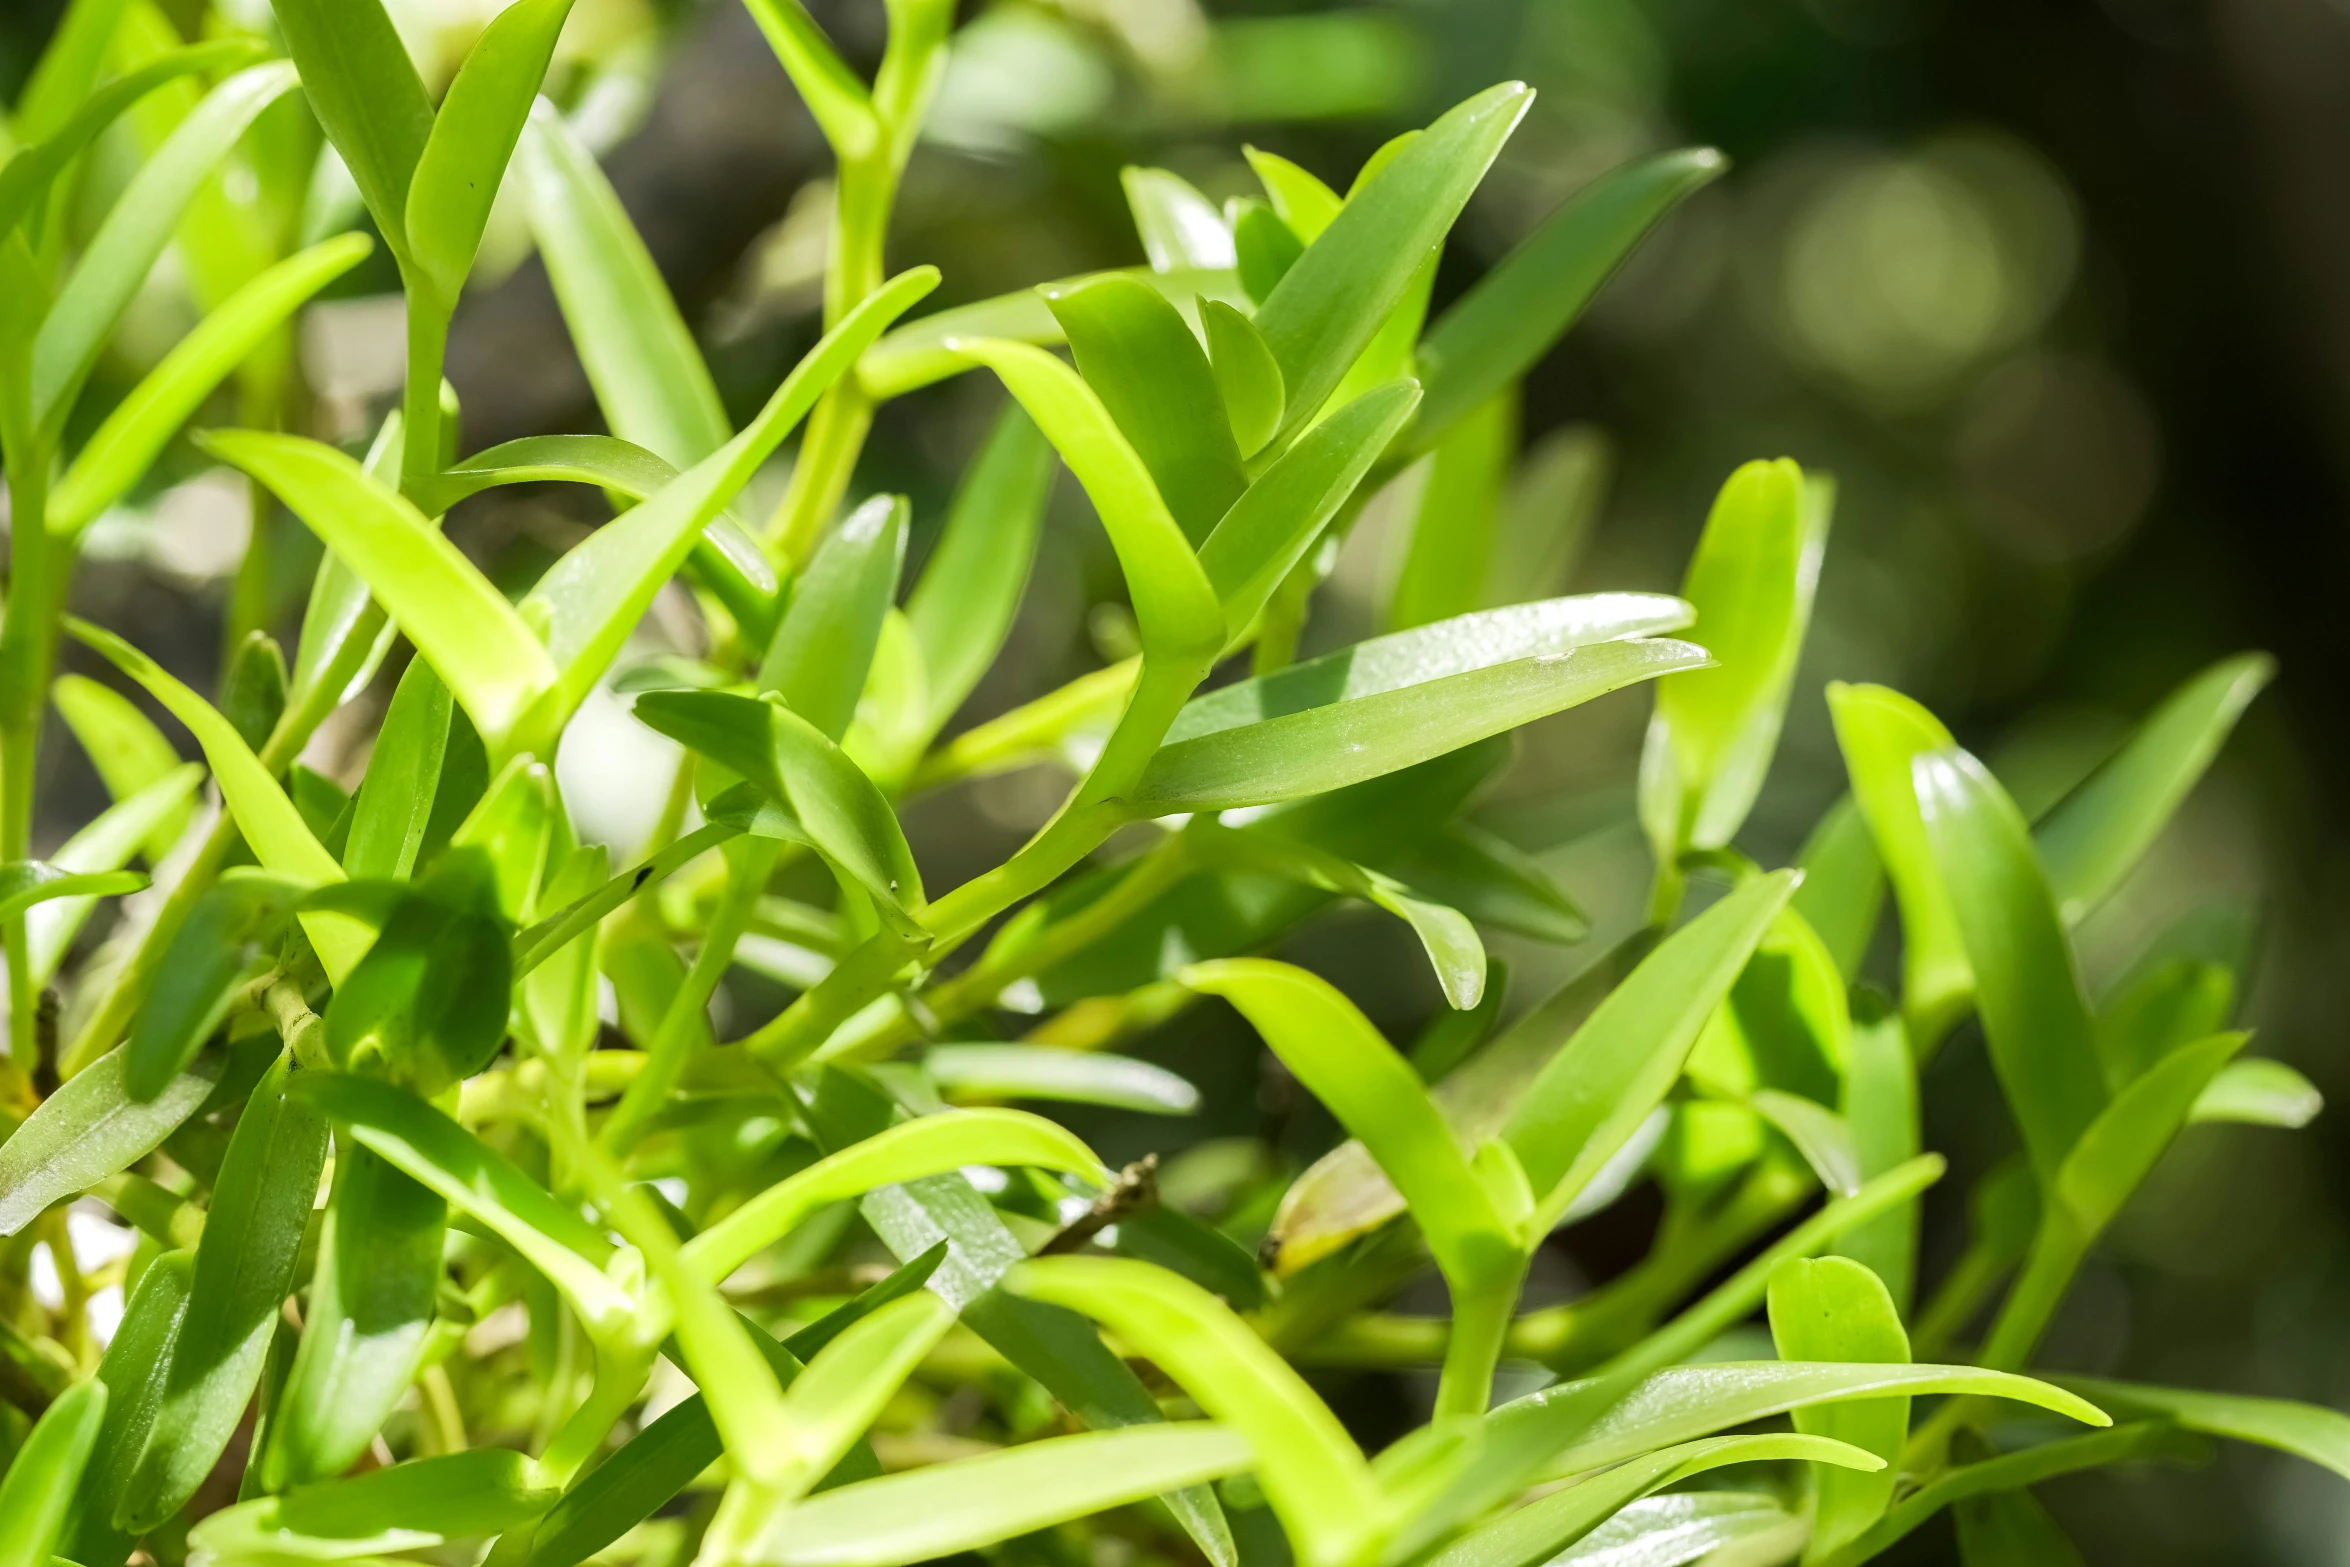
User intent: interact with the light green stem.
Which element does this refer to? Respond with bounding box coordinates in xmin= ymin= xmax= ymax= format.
xmin=1434 ymin=1259 xmax=1526 ymax=1420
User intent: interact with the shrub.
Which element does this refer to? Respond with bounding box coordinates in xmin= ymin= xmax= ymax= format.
xmin=0 ymin=1 xmax=2332 ymax=1565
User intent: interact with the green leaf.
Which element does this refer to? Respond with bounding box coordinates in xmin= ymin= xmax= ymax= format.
xmin=1122 ymin=167 xmax=1236 ymax=271
xmin=1421 ymin=1434 xmax=1880 ymax=1567
xmin=1011 ymin=1256 xmax=1379 ymax=1567
xmin=1835 ymin=994 xmax=1921 ymax=1309
xmin=1767 ymin=1258 xmax=1908 ymax=1561
xmin=2097 ymin=955 xmax=2234 ymax=1084
xmin=127 ymin=1050 xmax=330 ymax=1530
xmin=1198 ymin=379 xmax=1420 ymax=639
xmin=1390 ymin=389 xmax=1514 ymax=633
xmin=261 ymin=1145 xmax=445 ymax=1489
xmin=519 ymin=100 xmax=729 ymax=467
xmin=29 ymin=766 xmax=201 ymax=986
xmin=1045 ymin=275 xmax=1248 ymax=546
xmin=530 ymin=1251 xmax=943 ymax=1567
xmin=751 ymin=1425 xmax=1251 ymax=1567
xmin=344 ymin=656 xmax=455 ymax=881
xmin=0 ymin=38 xmax=267 ymax=245
xmin=1414 ymin=148 xmax=1726 ymax=446
xmin=2057 ymin=1375 xmax=2350 ymax=1481
xmin=948 ymin=338 xmax=1225 ymax=664
xmin=1115 ymin=1208 xmax=1267 ymax=1309
xmin=451 ymin=756 xmax=554 ymax=923
xmin=49 ymin=234 xmax=371 ymax=536
xmin=2054 ymin=1031 xmax=2244 ymax=1236
xmin=202 ymin=433 xmax=558 ymax=750
xmin=1139 ymin=638 xmax=1706 ymax=813
xmin=324 ymin=851 xmax=513 ymax=1095
xmin=1546 ymin=1494 xmax=1795 ymax=1567
xmin=681 ymin=1109 xmax=1107 ymax=1288
xmin=11 ymin=0 xmax=136 ymax=142
xmin=1390 ymin=823 xmax=1588 ymax=946
xmin=1252 ymin=84 xmax=1531 ymax=438
xmin=527 ymin=269 xmax=938 ymax=730
xmin=0 ymin=1046 xmax=219 ymax=1236
xmin=1793 ymin=795 xmax=1885 ymax=982
xmin=287 ymin=1073 xmax=629 ymax=1330
xmin=69 ymin=1250 xmax=192 ymax=1567
xmin=191 ymin=1449 xmax=557 ymax=1559
xmin=1826 ymin=683 xmax=1969 ymax=1044
xmin=1750 ymin=1090 xmax=1862 ymax=1197
xmin=637 ymin=692 xmax=923 ymax=927
xmin=740 ymin=0 xmax=880 ymax=162
xmin=1246 ymin=147 xmax=1343 ymax=241
xmin=270 ymin=0 xmax=434 ymax=259
xmin=0 ymin=860 xmax=142 ymax=923
xmin=1232 ymin=199 xmax=1303 ymax=306
xmin=1527 ymin=1359 xmax=2108 ymax=1481
xmin=123 ymin=874 xmax=294 ymax=1102
xmin=1955 ymin=1488 xmax=2083 ymax=1566
xmin=857 ymin=267 xmax=1247 ymax=402
xmin=761 ymin=494 xmax=907 ymax=737
xmin=1641 ymin=461 xmax=1827 ymax=862
xmin=1201 ymin=300 xmax=1284 ymax=458
xmin=1168 ymin=593 xmax=1690 ymax=745
xmin=924 ymin=1044 xmax=1199 ymax=1114
xmin=1184 ymin=961 xmax=1517 ymax=1285
xmin=753 ymin=1292 xmax=960 ymax=1507
xmin=905 ymin=403 xmax=1053 ymax=735
xmin=1913 ymin=747 xmax=2105 ymax=1180
xmin=2190 ymin=1057 xmax=2321 ymax=1127
xmin=1188 ymin=827 xmax=1484 ymax=1008
xmin=2033 ymin=653 xmax=2273 ymax=924
xmin=1504 ymin=871 xmax=1798 ymax=1227
xmin=406 ymin=0 xmax=577 ymax=303
xmin=0 ymin=1378 xmax=105 ymax=1567
xmin=222 ymin=631 xmax=289 ymax=754
xmin=67 ymin=618 xmax=369 ymax=980
xmin=30 ymin=63 xmax=300 ymax=434
xmin=52 ymin=672 xmax=191 ymax=864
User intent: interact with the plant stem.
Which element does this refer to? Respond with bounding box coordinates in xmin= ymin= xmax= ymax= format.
xmin=1434 ymin=1260 xmax=1526 ymax=1419
xmin=0 ymin=452 xmax=61 ymax=1075
xmin=399 ymin=287 xmax=452 ymax=503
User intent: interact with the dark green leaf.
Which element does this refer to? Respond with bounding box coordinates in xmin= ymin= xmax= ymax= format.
xmin=1390 ymin=389 xmax=1513 ymax=633
xmin=1231 ymin=199 xmax=1302 ymax=305
xmin=270 ymin=0 xmax=435 ymax=259
xmin=68 ymin=1250 xmax=192 ymax=1567
xmin=760 ymin=494 xmax=907 ymax=738
xmin=0 ymin=1047 xmax=221 ymax=1236
xmin=904 ymin=403 xmax=1053 ymax=735
xmin=1202 ymin=299 xmax=1283 ymax=457
xmin=192 ymin=1449 xmax=557 ymax=1557
xmin=221 ymin=631 xmax=288 ymax=754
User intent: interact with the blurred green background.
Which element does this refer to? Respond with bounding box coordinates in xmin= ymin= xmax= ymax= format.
xmin=8 ymin=0 xmax=2350 ymax=1559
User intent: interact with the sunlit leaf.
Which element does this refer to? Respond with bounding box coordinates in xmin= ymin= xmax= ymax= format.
xmin=2189 ymin=1057 xmax=2321 ymax=1128
xmin=925 ymin=1044 xmax=1200 ymax=1115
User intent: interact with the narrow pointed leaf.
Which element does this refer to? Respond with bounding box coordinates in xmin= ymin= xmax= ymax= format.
xmin=1199 ymin=379 xmax=1420 ymax=636
xmin=528 ymin=268 xmax=937 ymax=725
xmin=127 ymin=1051 xmax=329 ymax=1529
xmin=761 ymin=494 xmax=907 ymax=737
xmin=949 ymin=338 xmax=1224 ymax=663
xmin=2057 ymin=1376 xmax=2350 ymax=1480
xmin=1138 ymin=640 xmax=1706 ymax=813
xmin=759 ymin=1293 xmax=959 ymax=1503
xmin=2190 ymin=1057 xmax=2321 ymax=1127
xmin=905 ymin=402 xmax=1053 ymax=734
xmin=53 ymin=672 xmax=192 ymax=862
xmin=2056 ymin=1031 xmax=2244 ymax=1235
xmin=199 ymin=434 xmax=558 ymax=751
xmin=270 ymin=0 xmax=434 ymax=256
xmin=1253 ymin=84 xmax=1531 ymax=435
xmin=287 ymin=1073 xmax=628 ymax=1328
xmin=67 ymin=618 xmax=369 ymax=979
xmin=30 ymin=62 xmax=300 ymax=431
xmin=50 ymin=234 xmax=372 ymax=536
xmin=1793 ymin=795 xmax=1884 ymax=982
xmin=682 ymin=1109 xmax=1107 ymax=1287
xmin=0 ymin=1046 xmax=220 ymax=1236
xmin=1245 ymin=148 xmax=1342 ymax=240
xmin=344 ymin=656 xmax=455 ymax=880
xmin=1415 ymin=148 xmax=1726 ymax=445
xmin=1548 ymin=1494 xmax=1795 ymax=1567
xmin=1122 ymin=167 xmax=1236 ymax=271
xmin=0 ymin=861 xmax=142 ymax=922
xmin=406 ymin=0 xmax=577 ymax=302
xmin=1045 ymin=275 xmax=1248 ymax=546
xmin=1011 ymin=1256 xmax=1379 ymax=1567
xmin=1185 ymin=961 xmax=1511 ymax=1281
xmin=1169 ymin=594 xmax=1691 ymax=745
xmin=752 ymin=1425 xmax=1251 ymax=1567
xmin=1913 ymin=748 xmax=2105 ymax=1181
xmin=0 ymin=1379 xmax=106 ymax=1567
xmin=1835 ymin=995 xmax=1921 ymax=1309
xmin=2033 ymin=653 xmax=2273 ymax=924
xmin=1504 ymin=871 xmax=1798 ymax=1226
xmin=1750 ymin=1090 xmax=1862 ymax=1196
xmin=1640 ymin=461 xmax=1826 ymax=859
xmin=1422 ymin=1434 xmax=1880 ymax=1567
xmin=924 ymin=1044 xmax=1199 ymax=1114
xmin=740 ymin=0 xmax=880 ymax=160
xmin=1202 ymin=299 xmax=1284 ymax=456
xmin=190 ymin=1449 xmax=557 ymax=1558
xmin=69 ymin=1250 xmax=192 ymax=1567
xmin=30 ymin=765 xmax=201 ymax=983
xmin=1827 ymin=683 xmax=1970 ymax=1044
xmin=520 ymin=100 xmax=729 ymax=465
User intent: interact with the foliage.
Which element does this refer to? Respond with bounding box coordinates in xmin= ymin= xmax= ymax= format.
xmin=0 ymin=2 xmax=2324 ymax=1566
